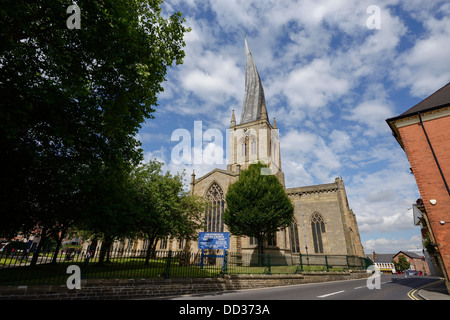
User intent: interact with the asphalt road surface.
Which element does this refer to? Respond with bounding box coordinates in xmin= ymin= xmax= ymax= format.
xmin=160 ymin=275 xmax=442 ymax=300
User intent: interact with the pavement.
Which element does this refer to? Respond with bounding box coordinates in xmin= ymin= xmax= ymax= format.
xmin=417 ymin=278 xmax=450 ymax=300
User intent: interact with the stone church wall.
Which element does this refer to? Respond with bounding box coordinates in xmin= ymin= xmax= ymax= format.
xmin=289 ymin=190 xmax=348 ymax=256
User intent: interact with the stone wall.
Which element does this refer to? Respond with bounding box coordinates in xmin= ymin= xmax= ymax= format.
xmin=0 ymin=271 xmax=369 ymax=300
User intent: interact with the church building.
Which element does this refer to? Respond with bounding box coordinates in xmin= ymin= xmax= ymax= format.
xmin=190 ymin=40 xmax=365 ymax=258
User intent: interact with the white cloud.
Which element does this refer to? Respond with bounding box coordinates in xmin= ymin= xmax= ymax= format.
xmin=347 ymin=164 xmax=420 ymax=236
xmin=392 ymin=5 xmax=450 ymax=97
xmin=281 ymin=130 xmax=317 ymax=154
xmin=329 ymin=130 xmax=352 ymax=152
xmin=143 ymin=147 xmax=167 ymax=166
xmin=363 ymin=235 xmax=423 ymax=254
xmin=280 ymin=129 xmax=342 ymax=187
xmin=345 ymin=100 xmax=395 ymax=137
xmin=275 ymin=58 xmax=350 ymax=111
xmin=150 ymin=0 xmax=449 ymax=253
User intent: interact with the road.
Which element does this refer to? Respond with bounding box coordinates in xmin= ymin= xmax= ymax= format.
xmin=160 ymin=275 xmax=442 ymax=300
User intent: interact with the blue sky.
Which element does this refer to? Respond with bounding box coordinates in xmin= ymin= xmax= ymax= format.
xmin=136 ymin=0 xmax=450 ymax=254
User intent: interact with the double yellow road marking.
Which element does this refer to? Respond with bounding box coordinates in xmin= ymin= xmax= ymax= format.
xmin=407 ymin=278 xmax=444 ymax=300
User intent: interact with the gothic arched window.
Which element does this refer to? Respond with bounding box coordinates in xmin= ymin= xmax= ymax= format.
xmin=289 ymin=222 xmax=300 ymax=253
xmin=311 ymin=212 xmax=326 ymax=254
xmin=205 ymin=183 xmax=225 ymax=233
xmin=250 ymin=137 xmax=257 ymax=155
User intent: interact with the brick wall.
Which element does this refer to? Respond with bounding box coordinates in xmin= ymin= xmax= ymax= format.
xmin=0 ymin=272 xmax=369 ymax=300
xmin=398 ymin=114 xmax=450 ymax=290
xmin=392 ymin=253 xmax=430 ymax=275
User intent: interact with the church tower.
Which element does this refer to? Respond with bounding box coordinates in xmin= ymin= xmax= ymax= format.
xmin=187 ymin=38 xmax=365 ymax=259
xmin=227 ymin=39 xmax=285 ymax=185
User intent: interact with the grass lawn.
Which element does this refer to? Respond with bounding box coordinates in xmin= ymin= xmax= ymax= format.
xmin=0 ymin=255 xmax=356 ymax=286
xmin=0 ymin=257 xmax=225 ymax=286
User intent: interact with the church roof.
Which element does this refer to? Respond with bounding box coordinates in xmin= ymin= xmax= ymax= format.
xmin=240 ymin=38 xmax=268 ymax=124
xmin=193 ymin=168 xmax=239 ymax=184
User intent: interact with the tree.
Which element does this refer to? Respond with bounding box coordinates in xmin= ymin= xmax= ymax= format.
xmin=224 ymin=162 xmax=294 ymax=255
xmin=394 ymin=255 xmax=410 ymax=273
xmin=0 ymin=0 xmax=190 ymax=257
xmin=76 ymin=161 xmax=138 ymax=265
xmin=130 ymin=161 xmax=205 ymax=264
xmin=176 ymin=193 xmax=207 ymax=252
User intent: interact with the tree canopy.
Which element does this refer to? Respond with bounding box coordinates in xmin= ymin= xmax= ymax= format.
xmin=129 ymin=161 xmax=205 ymax=263
xmin=0 ymin=0 xmax=190 ymax=262
xmin=393 ymin=255 xmax=411 ymax=273
xmin=224 ymin=162 xmax=294 ymax=255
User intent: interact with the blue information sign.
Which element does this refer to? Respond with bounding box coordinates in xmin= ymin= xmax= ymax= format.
xmin=198 ymin=232 xmax=230 ymax=250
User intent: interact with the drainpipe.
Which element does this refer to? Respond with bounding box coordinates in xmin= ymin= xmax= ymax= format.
xmin=417 ymin=112 xmax=450 ymax=196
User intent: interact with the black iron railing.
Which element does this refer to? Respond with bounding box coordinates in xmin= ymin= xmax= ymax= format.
xmin=0 ymin=247 xmax=371 ymax=286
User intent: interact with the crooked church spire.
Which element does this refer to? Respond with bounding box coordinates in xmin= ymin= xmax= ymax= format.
xmin=240 ymin=38 xmax=268 ymax=124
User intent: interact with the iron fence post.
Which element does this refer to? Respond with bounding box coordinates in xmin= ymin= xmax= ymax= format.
xmin=200 ymin=249 xmax=204 ymax=269
xmin=82 ymin=252 xmax=90 ymax=280
xmin=264 ymin=254 xmax=272 ymax=275
xmin=163 ymin=250 xmax=172 ymax=279
xmin=222 ymin=250 xmax=228 ymax=275
xmin=299 ymin=253 xmax=303 ymax=272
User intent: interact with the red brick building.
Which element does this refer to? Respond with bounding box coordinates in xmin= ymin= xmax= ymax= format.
xmin=387 ymin=82 xmax=450 ymax=293
xmin=392 ymin=251 xmax=430 ymax=275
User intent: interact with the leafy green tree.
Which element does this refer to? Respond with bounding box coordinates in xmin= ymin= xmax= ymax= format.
xmin=0 ymin=0 xmax=190 ymax=262
xmin=131 ymin=161 xmax=179 ymax=261
xmin=176 ymin=193 xmax=208 ymax=252
xmin=76 ymin=162 xmax=138 ymax=265
xmin=224 ymin=162 xmax=294 ymax=255
xmin=130 ymin=161 xmax=205 ymax=264
xmin=393 ymin=255 xmax=410 ymax=273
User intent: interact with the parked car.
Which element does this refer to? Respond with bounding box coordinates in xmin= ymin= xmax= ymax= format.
xmin=406 ymin=270 xmax=419 ymax=275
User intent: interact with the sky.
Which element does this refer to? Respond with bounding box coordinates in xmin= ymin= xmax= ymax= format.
xmin=136 ymin=0 xmax=450 ymax=254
